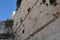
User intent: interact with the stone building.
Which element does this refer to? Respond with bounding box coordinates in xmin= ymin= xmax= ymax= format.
xmin=0 ymin=21 xmax=5 ymax=34
xmin=0 ymin=12 xmax=15 ymax=40
xmin=0 ymin=20 xmax=14 ymax=40
xmin=13 ymin=0 xmax=60 ymax=40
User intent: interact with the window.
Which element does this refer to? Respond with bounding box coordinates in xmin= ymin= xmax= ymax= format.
xmin=42 ymin=0 xmax=46 ymax=4
xmin=46 ymin=3 xmax=48 ymax=6
xmin=27 ymin=7 xmax=31 ymax=13
xmin=16 ymin=22 xmax=18 ymax=26
xmin=49 ymin=0 xmax=57 ymax=5
xmin=40 ymin=3 xmax=42 ymax=5
xmin=40 ymin=12 xmax=41 ymax=13
xmin=39 ymin=3 xmax=42 ymax=7
xmin=22 ymin=29 xmax=25 ymax=34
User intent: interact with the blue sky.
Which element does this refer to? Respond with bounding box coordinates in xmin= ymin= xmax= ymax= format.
xmin=0 ymin=0 xmax=16 ymax=21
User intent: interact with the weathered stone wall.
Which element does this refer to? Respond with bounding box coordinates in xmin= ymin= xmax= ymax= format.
xmin=13 ymin=0 xmax=60 ymax=40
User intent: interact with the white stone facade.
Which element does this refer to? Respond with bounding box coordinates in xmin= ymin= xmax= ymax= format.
xmin=13 ymin=0 xmax=60 ymax=40
xmin=0 ymin=21 xmax=5 ymax=33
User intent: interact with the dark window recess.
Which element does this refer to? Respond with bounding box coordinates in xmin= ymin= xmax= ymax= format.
xmin=20 ymin=19 xmax=23 ymax=23
xmin=46 ymin=3 xmax=48 ymax=6
xmin=40 ymin=12 xmax=41 ymax=13
xmin=40 ymin=3 xmax=42 ymax=5
xmin=22 ymin=29 xmax=25 ymax=34
xmin=16 ymin=22 xmax=18 ymax=26
xmin=42 ymin=0 xmax=46 ymax=4
xmin=49 ymin=0 xmax=57 ymax=5
xmin=39 ymin=3 xmax=42 ymax=7
xmin=20 ymin=17 xmax=23 ymax=24
xmin=23 ymin=24 xmax=24 ymax=26
xmin=27 ymin=7 xmax=31 ymax=12
xmin=16 ymin=0 xmax=22 ymax=11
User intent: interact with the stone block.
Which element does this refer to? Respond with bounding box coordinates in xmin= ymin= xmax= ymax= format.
xmin=46 ymin=32 xmax=60 ymax=40
xmin=40 ymin=18 xmax=60 ymax=39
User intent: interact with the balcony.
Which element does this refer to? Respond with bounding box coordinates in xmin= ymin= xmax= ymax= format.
xmin=0 ymin=33 xmax=15 ymax=39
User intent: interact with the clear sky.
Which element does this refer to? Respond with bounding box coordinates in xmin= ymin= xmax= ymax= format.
xmin=0 ymin=0 xmax=16 ymax=21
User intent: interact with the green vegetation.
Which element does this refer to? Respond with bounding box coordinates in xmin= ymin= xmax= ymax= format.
xmin=5 ymin=19 xmax=13 ymax=27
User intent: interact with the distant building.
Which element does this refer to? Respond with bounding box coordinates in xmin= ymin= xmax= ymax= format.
xmin=0 ymin=21 xmax=5 ymax=33
xmin=0 ymin=19 xmax=14 ymax=40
